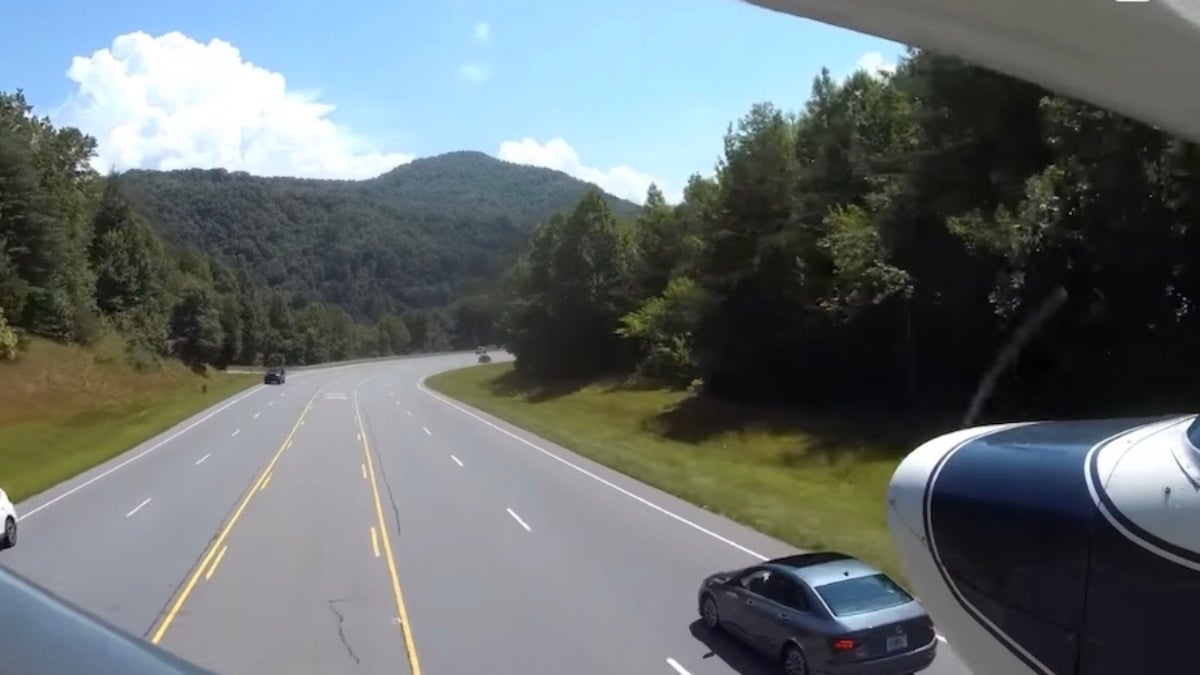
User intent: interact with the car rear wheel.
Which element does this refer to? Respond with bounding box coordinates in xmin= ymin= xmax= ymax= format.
xmin=1 ymin=516 xmax=15 ymax=549
xmin=782 ymin=644 xmax=807 ymax=675
xmin=700 ymin=593 xmax=721 ymax=630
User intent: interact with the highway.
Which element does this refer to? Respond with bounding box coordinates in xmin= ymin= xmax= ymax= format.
xmin=1 ymin=352 xmax=972 ymax=675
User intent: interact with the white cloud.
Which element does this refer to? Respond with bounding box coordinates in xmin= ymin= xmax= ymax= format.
xmin=855 ymin=51 xmax=898 ymax=78
xmin=497 ymin=137 xmax=673 ymax=204
xmin=472 ymin=21 xmax=490 ymax=44
xmin=458 ymin=63 xmax=489 ymax=83
xmin=55 ymin=31 xmax=413 ymax=180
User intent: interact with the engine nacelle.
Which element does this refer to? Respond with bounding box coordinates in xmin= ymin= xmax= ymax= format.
xmin=887 ymin=415 xmax=1200 ymax=675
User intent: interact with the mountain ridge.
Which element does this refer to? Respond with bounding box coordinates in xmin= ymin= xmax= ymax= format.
xmin=115 ymin=151 xmax=641 ymax=320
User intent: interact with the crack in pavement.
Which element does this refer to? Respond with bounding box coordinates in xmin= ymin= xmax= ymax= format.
xmin=327 ymin=598 xmax=361 ymax=665
xmin=371 ymin=430 xmax=404 ymax=539
xmin=356 ymin=386 xmax=402 ymax=539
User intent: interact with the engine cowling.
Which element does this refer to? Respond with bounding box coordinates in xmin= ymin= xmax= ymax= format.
xmin=887 ymin=415 xmax=1200 ymax=675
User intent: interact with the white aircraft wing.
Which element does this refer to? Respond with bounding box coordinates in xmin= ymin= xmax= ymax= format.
xmin=747 ymin=0 xmax=1200 ymax=143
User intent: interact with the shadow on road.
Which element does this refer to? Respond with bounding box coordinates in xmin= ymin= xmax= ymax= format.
xmin=687 ymin=620 xmax=779 ymax=675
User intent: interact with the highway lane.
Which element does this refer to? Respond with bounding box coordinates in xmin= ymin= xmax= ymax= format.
xmin=156 ymin=376 xmax=413 ymax=674
xmin=372 ymin=355 xmax=971 ymax=675
xmin=0 ymin=366 xmax=341 ymax=636
xmin=0 ymin=352 xmax=973 ymax=675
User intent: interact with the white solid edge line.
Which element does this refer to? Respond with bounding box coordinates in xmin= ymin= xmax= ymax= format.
xmin=666 ymin=657 xmax=691 ymax=675
xmin=451 ymin=454 xmax=464 ymax=467
xmin=506 ymin=507 xmax=532 ymax=532
xmin=422 ymin=426 xmax=432 ymax=436
xmin=195 ymin=454 xmax=210 ymax=466
xmin=19 ymin=385 xmax=263 ymax=521
xmin=418 ymin=376 xmax=767 ymax=561
xmin=125 ymin=497 xmax=152 ymax=518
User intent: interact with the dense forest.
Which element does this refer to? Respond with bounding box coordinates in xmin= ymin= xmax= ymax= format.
xmin=0 ymin=91 xmax=634 ymax=369
xmin=502 ymin=48 xmax=1200 ymax=421
xmin=116 ymin=153 xmax=638 ymax=318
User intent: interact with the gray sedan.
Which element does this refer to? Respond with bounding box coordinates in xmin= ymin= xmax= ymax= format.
xmin=697 ymin=552 xmax=937 ymax=675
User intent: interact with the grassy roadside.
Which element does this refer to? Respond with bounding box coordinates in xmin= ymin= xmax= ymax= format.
xmin=427 ymin=363 xmax=949 ymax=581
xmin=0 ymin=336 xmax=259 ymax=503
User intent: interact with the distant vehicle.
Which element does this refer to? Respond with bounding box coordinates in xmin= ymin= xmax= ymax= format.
xmin=698 ymin=552 xmax=936 ymax=675
xmin=0 ymin=487 xmax=16 ymax=550
xmin=263 ymin=366 xmax=286 ymax=385
xmin=478 ymin=354 xmax=492 ymax=364
xmin=476 ymin=346 xmax=487 ymax=355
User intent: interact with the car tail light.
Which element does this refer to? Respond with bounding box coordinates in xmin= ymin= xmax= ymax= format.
xmin=830 ymin=637 xmax=857 ymax=652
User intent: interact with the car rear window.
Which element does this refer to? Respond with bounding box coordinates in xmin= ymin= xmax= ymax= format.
xmin=814 ymin=574 xmax=913 ymax=617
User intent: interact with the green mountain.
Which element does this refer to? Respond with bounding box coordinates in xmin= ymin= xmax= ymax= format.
xmin=116 ymin=151 xmax=640 ymax=320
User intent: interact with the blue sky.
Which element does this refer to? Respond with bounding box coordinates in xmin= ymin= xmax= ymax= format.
xmin=0 ymin=0 xmax=904 ymax=202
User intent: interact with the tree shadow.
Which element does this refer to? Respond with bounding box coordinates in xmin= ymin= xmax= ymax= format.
xmin=686 ymin=620 xmax=778 ymax=675
xmin=601 ymin=375 xmax=674 ymax=393
xmin=647 ymin=395 xmax=959 ymax=461
xmin=484 ymin=368 xmax=591 ymax=403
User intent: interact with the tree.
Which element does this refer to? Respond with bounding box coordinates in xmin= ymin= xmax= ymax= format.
xmin=89 ymin=180 xmax=170 ymax=351
xmin=169 ymin=287 xmax=224 ymax=366
xmin=377 ymin=313 xmax=412 ymax=355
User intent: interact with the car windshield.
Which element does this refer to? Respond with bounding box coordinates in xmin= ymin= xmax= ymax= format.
xmin=814 ymin=574 xmax=913 ymax=617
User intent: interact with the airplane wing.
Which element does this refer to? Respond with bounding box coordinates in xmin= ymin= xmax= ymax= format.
xmin=0 ymin=564 xmax=217 ymax=675
xmin=746 ymin=0 xmax=1200 ymax=143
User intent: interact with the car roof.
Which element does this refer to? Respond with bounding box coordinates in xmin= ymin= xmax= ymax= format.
xmin=766 ymin=552 xmax=882 ymax=587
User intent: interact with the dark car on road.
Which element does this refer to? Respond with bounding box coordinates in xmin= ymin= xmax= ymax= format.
xmin=698 ymin=552 xmax=936 ymax=675
xmin=263 ymin=366 xmax=286 ymax=385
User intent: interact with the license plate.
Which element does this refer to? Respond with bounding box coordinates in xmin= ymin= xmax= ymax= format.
xmin=887 ymin=634 xmax=908 ymax=651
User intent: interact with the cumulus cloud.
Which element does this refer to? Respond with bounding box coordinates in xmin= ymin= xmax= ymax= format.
xmin=55 ymin=31 xmax=413 ymax=180
xmin=856 ymin=51 xmax=898 ymax=78
xmin=458 ymin=63 xmax=489 ymax=83
xmin=497 ymin=137 xmax=672 ymax=204
xmin=472 ymin=21 xmax=490 ymax=44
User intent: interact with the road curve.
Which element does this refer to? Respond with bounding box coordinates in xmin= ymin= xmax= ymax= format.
xmin=1 ymin=353 xmax=972 ymax=675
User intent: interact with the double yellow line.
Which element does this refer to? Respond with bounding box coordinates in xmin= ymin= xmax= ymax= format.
xmin=353 ymin=387 xmax=423 ymax=675
xmin=148 ymin=389 xmax=319 ymax=645
xmin=148 ymin=377 xmax=422 ymax=675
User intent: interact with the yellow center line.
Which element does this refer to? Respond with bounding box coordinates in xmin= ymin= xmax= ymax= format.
xmin=354 ymin=385 xmax=422 ymax=675
xmin=370 ymin=526 xmax=381 ymax=558
xmin=205 ymin=545 xmax=229 ymax=581
xmin=260 ymin=472 xmax=273 ymax=491
xmin=148 ymin=384 xmax=325 ymax=645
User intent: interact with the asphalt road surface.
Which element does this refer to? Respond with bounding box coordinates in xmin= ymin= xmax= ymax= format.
xmin=1 ymin=353 xmax=973 ymax=675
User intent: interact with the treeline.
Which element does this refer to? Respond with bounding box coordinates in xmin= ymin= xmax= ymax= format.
xmin=114 ymin=151 xmax=637 ymax=322
xmin=0 ymin=91 xmax=473 ymax=368
xmin=502 ymin=49 xmax=1200 ymax=420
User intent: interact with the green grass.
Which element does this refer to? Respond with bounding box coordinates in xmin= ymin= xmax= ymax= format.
xmin=427 ymin=363 xmax=953 ymax=581
xmin=0 ymin=336 xmax=259 ymax=503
